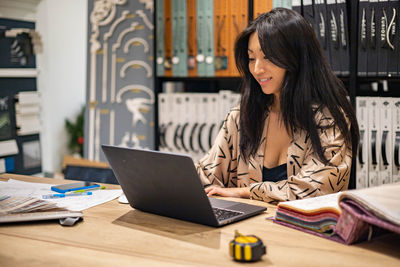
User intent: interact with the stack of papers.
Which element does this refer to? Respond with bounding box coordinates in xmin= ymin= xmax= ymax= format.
xmin=0 ymin=195 xmax=83 ymax=223
xmin=0 ymin=195 xmax=61 ymax=214
xmin=0 ymin=179 xmax=123 ymax=211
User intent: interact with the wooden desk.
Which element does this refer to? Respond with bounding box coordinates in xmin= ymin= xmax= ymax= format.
xmin=0 ymin=173 xmax=399 ymax=266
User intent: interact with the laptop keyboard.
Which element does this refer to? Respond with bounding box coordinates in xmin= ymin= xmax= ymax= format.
xmin=212 ymin=207 xmax=244 ymax=221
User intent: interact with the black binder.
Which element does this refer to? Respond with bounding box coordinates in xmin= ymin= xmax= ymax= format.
xmin=387 ymin=0 xmax=399 ymax=77
xmin=367 ymin=0 xmax=379 ymax=76
xmin=327 ymin=0 xmax=341 ymax=75
xmin=315 ymin=0 xmax=332 ymax=67
xmin=338 ymin=0 xmax=350 ymax=76
xmin=303 ymin=0 xmax=317 ymax=35
xmin=358 ymin=0 xmax=369 ymax=76
xmin=377 ymin=0 xmax=389 ymax=77
xmin=292 ymin=0 xmax=302 ymax=14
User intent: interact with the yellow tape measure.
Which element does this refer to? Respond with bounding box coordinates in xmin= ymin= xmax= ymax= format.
xmin=229 ymin=230 xmax=266 ymax=262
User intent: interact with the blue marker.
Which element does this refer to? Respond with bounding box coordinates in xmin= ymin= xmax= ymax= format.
xmin=42 ymin=191 xmax=93 ymax=199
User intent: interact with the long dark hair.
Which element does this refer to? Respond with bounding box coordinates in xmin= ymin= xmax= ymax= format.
xmin=234 ymin=8 xmax=359 ymax=163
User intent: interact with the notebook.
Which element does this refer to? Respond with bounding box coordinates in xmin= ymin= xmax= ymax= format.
xmin=274 ymin=183 xmax=400 ymax=244
xmin=102 ymin=145 xmax=266 ymax=227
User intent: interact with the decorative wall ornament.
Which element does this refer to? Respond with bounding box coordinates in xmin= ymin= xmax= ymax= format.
xmin=125 ymin=97 xmax=152 ymax=126
xmin=139 ymin=0 xmax=154 ymax=13
xmin=116 ymin=84 xmax=154 ymax=103
xmin=116 ymin=84 xmax=154 ymax=126
xmin=123 ymin=37 xmax=150 ymax=53
xmin=119 ymin=131 xmax=130 ymax=147
xmin=88 ymin=0 xmax=127 ymax=160
xmin=94 ymin=108 xmax=101 ymax=161
xmin=111 ymin=21 xmax=139 ymax=103
xmin=85 ymin=0 xmax=154 ymax=161
xmin=5 ymin=28 xmax=43 ymax=54
xmin=136 ymin=9 xmax=154 ymax=30
xmin=130 ymin=133 xmax=149 ymax=149
xmin=109 ymin=109 xmax=115 ymax=145
xmin=118 ymin=131 xmax=149 ymax=149
xmin=102 ymin=10 xmax=133 ymax=103
xmin=104 ymin=10 xmax=132 ymax=40
xmin=119 ymin=60 xmax=152 ymax=78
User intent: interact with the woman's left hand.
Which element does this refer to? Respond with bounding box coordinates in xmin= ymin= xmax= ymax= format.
xmin=205 ymin=185 xmax=250 ymax=199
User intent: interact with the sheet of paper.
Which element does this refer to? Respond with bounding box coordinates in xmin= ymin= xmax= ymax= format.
xmin=0 ymin=179 xmax=122 ymax=211
xmin=278 ymin=192 xmax=342 ymax=212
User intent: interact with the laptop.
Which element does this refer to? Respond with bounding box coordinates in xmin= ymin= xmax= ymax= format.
xmin=102 ymin=145 xmax=267 ymax=227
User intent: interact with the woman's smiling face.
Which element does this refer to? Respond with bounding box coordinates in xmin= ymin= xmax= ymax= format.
xmin=248 ymin=32 xmax=286 ymax=96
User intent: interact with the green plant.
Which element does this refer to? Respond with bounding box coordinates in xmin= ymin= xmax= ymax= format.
xmin=65 ymin=106 xmax=85 ymax=156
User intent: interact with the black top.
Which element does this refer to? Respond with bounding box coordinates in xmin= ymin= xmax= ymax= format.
xmin=262 ymin=163 xmax=287 ymax=182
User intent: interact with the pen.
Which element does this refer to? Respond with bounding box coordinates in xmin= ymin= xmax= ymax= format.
xmin=72 ymin=186 xmax=106 ymax=193
xmin=42 ymin=192 xmax=93 ymax=199
xmin=0 ymin=195 xmax=10 ymax=201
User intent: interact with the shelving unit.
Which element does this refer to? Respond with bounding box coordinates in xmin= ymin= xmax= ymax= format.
xmin=0 ymin=18 xmax=42 ymax=175
xmin=153 ymin=0 xmax=252 ymax=151
xmin=153 ymin=0 xmax=400 ymax=189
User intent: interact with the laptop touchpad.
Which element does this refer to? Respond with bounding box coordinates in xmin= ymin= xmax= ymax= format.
xmin=209 ymin=197 xmax=244 ymax=210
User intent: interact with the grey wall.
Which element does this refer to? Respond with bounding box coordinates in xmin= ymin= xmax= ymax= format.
xmin=84 ymin=0 xmax=154 ymax=162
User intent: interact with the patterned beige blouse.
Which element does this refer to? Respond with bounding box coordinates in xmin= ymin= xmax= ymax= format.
xmin=196 ymin=106 xmax=352 ymax=203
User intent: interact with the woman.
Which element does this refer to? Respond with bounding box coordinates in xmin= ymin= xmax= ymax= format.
xmin=196 ymin=8 xmax=359 ymax=203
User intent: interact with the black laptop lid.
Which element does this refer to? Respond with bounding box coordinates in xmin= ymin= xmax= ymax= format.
xmin=102 ymin=145 xmax=219 ymax=226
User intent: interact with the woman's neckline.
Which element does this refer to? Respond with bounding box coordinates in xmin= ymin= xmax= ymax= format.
xmin=263 ymin=162 xmax=287 ymax=170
